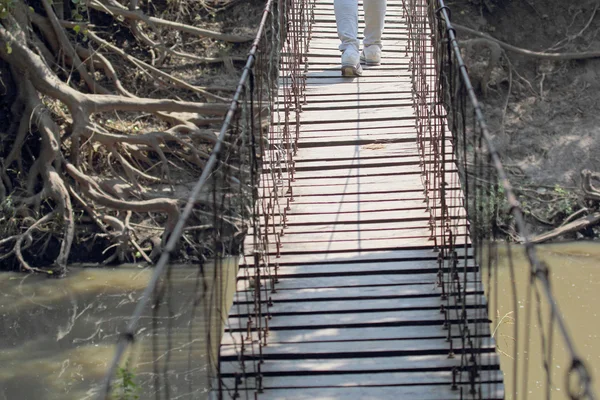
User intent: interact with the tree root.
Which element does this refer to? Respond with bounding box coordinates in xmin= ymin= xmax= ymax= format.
xmin=0 ymin=1 xmax=248 ymax=270
xmin=88 ymin=0 xmax=254 ymax=43
xmin=582 ymin=169 xmax=600 ymax=201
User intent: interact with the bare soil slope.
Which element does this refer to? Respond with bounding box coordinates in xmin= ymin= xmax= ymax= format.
xmin=451 ymin=0 xmax=600 ymax=238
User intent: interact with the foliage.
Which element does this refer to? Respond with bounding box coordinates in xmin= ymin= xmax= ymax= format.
xmin=111 ymin=364 xmax=140 ymax=400
xmin=0 ymin=0 xmax=14 ymax=19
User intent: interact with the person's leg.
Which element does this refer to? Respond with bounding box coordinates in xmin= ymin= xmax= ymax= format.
xmin=334 ymin=0 xmax=362 ymax=76
xmin=334 ymin=0 xmax=359 ymax=52
xmin=362 ymin=0 xmax=386 ymax=64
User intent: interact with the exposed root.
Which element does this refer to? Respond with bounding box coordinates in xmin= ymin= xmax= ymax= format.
xmin=87 ymin=0 xmax=254 ymax=43
xmin=0 ymin=0 xmax=250 ymax=271
xmin=582 ymin=170 xmax=600 ymax=201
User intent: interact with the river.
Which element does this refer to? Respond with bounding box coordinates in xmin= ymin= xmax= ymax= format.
xmin=0 ymin=259 xmax=237 ymax=400
xmin=0 ymin=243 xmax=598 ymax=399
xmin=485 ymin=241 xmax=600 ymax=399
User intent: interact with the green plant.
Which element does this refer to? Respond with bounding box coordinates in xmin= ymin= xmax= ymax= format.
xmin=0 ymin=0 xmax=14 ymax=19
xmin=112 ymin=364 xmax=140 ymax=400
xmin=553 ymin=184 xmax=574 ymax=215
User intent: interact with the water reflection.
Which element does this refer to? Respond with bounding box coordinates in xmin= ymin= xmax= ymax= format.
xmin=486 ymin=241 xmax=600 ymax=399
xmin=0 ymin=260 xmax=237 ymax=400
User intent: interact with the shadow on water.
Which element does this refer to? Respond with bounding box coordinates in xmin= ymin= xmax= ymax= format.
xmin=0 ymin=259 xmax=238 ymax=400
xmin=485 ymin=241 xmax=600 ymax=399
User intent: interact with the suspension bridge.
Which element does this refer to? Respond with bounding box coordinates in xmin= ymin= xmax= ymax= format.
xmin=219 ymin=0 xmax=502 ymax=398
xmin=98 ymin=0 xmax=597 ymax=399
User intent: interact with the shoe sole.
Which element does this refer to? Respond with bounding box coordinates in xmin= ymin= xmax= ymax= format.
xmin=360 ymin=56 xmax=381 ymax=66
xmin=341 ymin=63 xmax=363 ymax=76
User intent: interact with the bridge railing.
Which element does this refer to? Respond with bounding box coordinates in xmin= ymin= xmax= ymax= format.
xmin=97 ymin=0 xmax=313 ymax=399
xmin=403 ymin=0 xmax=597 ymax=398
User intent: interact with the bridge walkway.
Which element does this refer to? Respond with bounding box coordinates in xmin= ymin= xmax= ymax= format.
xmin=218 ymin=1 xmax=504 ymax=398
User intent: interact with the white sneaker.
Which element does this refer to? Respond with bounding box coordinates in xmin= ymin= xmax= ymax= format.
xmin=361 ymin=46 xmax=382 ymax=65
xmin=341 ymin=48 xmax=362 ymax=77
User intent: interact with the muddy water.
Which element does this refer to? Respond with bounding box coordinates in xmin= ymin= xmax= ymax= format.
xmin=486 ymin=242 xmax=600 ymax=399
xmin=1 ymin=243 xmax=597 ymax=400
xmin=0 ymin=260 xmax=237 ymax=400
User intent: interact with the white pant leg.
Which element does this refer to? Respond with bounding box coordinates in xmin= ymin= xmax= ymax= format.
xmin=363 ymin=0 xmax=387 ymax=48
xmin=334 ymin=0 xmax=359 ymax=52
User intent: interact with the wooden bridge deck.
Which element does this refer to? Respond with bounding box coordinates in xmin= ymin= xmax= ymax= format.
xmin=218 ymin=0 xmax=503 ymax=398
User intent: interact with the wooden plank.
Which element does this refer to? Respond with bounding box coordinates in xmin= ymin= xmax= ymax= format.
xmin=312 ymin=19 xmax=406 ymax=25
xmin=220 ymin=352 xmax=498 ymax=374
xmin=237 ymin=256 xmax=472 ymax=276
xmin=250 ymin=220 xmax=449 ymax=237
xmin=289 ymin=157 xmax=425 ymax=170
xmin=220 ymin=371 xmax=502 ymax=393
xmin=231 ymin=294 xmax=480 ymax=317
xmin=225 ymin=307 xmax=488 ymax=332
xmin=280 ymin=91 xmax=413 ymax=103
xmin=221 ymin=336 xmax=495 ymax=359
xmin=262 ymin=206 xmax=466 ymax=228
xmin=297 ymin=120 xmax=416 ymax=133
xmin=238 ymin=261 xmax=476 ymax=284
xmin=250 ymin=217 xmax=464 ymax=237
xmin=302 ymin=78 xmax=411 ymax=88
xmin=304 ymin=69 xmax=409 ymax=78
xmin=260 ymin=169 xmax=460 ymax=186
xmin=263 ymin=210 xmax=467 ymax=231
xmin=257 ymin=175 xmax=460 ymax=195
xmin=236 ymin=268 xmax=476 ymax=291
xmin=259 ymin=173 xmax=421 ymax=189
xmin=275 ymin=107 xmax=414 ymax=125
xmin=276 ymin=227 xmax=466 ymax=246
xmin=287 ymin=190 xmax=463 ymax=205
xmin=293 ymin=141 xmax=418 ymax=159
xmin=290 ymin=128 xmax=445 ymax=142
xmin=263 ymin=236 xmax=467 ymax=254
xmin=233 ymin=281 xmax=482 ymax=304
xmin=304 ymin=75 xmax=411 ymax=84
xmin=291 ymin=163 xmax=457 ymax=179
xmin=307 ymin=39 xmax=409 ymax=47
xmin=296 ymin=134 xmax=417 ymax=145
xmin=305 ymin=56 xmax=411 ymax=65
xmin=290 ymin=97 xmax=414 ymax=109
xmin=240 ymin=248 xmax=471 ymax=266
xmin=310 ymin=34 xmax=410 ymax=41
xmin=258 ymin=225 xmax=466 ymax=245
xmin=227 ymin=371 xmax=504 ymax=391
xmin=221 ymin=338 xmax=495 ymax=362
xmin=261 ymin=207 xmax=462 ymax=226
xmin=302 ymin=81 xmax=412 ymax=95
xmin=312 ymin=7 xmax=405 ymax=12
xmin=312 ymin=2 xmax=404 ymax=7
xmin=288 ymin=157 xmax=444 ymax=171
xmin=217 ymin=385 xmax=504 ymax=400
xmin=309 ymin=45 xmax=407 ymax=54
xmin=221 ymin=321 xmax=489 ymax=347
xmin=292 ymin=163 xmax=422 ymax=178
xmin=285 ymin=158 xmax=457 ymax=174
xmin=286 ymin=198 xmax=425 ymax=214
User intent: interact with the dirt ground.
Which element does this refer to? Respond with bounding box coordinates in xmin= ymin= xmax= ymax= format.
xmin=449 ymin=0 xmax=600 ymax=237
